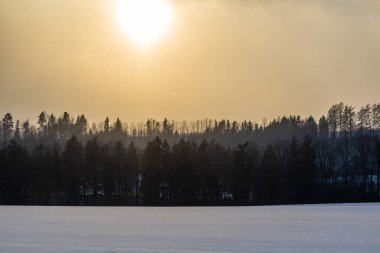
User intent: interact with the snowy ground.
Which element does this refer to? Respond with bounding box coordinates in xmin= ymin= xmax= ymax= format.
xmin=0 ymin=203 xmax=379 ymax=253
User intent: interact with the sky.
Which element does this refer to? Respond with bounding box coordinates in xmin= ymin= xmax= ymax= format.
xmin=1 ymin=0 xmax=379 ymax=124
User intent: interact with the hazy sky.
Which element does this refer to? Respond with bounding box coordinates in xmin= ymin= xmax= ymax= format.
xmin=1 ymin=0 xmax=379 ymax=124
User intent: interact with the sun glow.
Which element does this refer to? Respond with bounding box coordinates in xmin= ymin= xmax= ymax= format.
xmin=117 ymin=0 xmax=173 ymax=46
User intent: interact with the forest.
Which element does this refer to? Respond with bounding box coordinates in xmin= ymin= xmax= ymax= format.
xmin=0 ymin=102 xmax=379 ymax=206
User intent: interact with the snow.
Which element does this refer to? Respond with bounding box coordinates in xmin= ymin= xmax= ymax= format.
xmin=0 ymin=203 xmax=379 ymax=253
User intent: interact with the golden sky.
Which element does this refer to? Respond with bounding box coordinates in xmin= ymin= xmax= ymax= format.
xmin=1 ymin=0 xmax=379 ymax=124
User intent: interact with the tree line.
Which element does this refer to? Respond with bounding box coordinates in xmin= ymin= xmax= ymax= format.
xmin=0 ymin=102 xmax=379 ymax=205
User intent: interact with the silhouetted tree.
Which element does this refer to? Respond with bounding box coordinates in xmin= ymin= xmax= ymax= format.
xmin=126 ymin=142 xmax=140 ymax=205
xmin=141 ymin=137 xmax=165 ymax=205
xmin=299 ymin=135 xmax=317 ymax=203
xmin=38 ymin=111 xmax=47 ymax=135
xmin=74 ymin=115 xmax=88 ymax=136
xmin=63 ymin=135 xmax=83 ymax=205
xmin=259 ymin=144 xmax=282 ymax=204
xmin=58 ymin=112 xmax=72 ymax=140
xmin=231 ymin=142 xmax=254 ymax=205
xmin=84 ymin=137 xmax=100 ymax=205
xmin=0 ymin=101 xmax=379 ymax=206
xmin=2 ymin=113 xmax=14 ymax=146
xmin=318 ymin=115 xmax=329 ymax=139
xmin=14 ymin=120 xmax=21 ymax=142
xmin=285 ymin=136 xmax=299 ymax=203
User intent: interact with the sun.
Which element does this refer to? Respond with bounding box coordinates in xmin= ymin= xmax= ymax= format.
xmin=117 ymin=0 xmax=173 ymax=46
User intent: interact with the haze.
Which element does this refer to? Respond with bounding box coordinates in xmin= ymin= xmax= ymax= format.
xmin=1 ymin=0 xmax=379 ymax=123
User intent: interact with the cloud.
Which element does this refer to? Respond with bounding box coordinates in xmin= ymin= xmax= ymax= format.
xmin=0 ymin=0 xmax=379 ymax=123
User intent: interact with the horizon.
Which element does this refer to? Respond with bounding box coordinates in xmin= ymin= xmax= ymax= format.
xmin=0 ymin=101 xmax=371 ymax=127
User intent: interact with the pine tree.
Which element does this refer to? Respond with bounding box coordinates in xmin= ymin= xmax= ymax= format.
xmin=84 ymin=137 xmax=100 ymax=204
xmin=63 ymin=135 xmax=83 ymax=205
xmin=286 ymin=136 xmax=299 ymax=203
xmin=299 ymin=134 xmax=316 ymax=203
xmin=103 ymin=117 xmax=110 ymax=133
xmin=113 ymin=141 xmax=127 ymax=204
xmin=318 ymin=115 xmax=329 ymax=139
xmin=2 ymin=113 xmax=14 ymax=146
xmin=141 ymin=137 xmax=164 ymax=205
xmin=260 ymin=144 xmax=281 ymax=204
xmin=170 ymin=138 xmax=196 ymax=205
xmin=232 ymin=142 xmax=252 ymax=205
xmin=38 ymin=111 xmax=47 ymax=135
xmin=126 ymin=142 xmax=140 ymax=205
xmin=114 ymin=118 xmax=122 ymax=133
xmin=14 ymin=120 xmax=21 ymax=142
